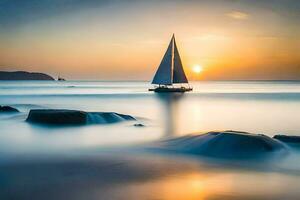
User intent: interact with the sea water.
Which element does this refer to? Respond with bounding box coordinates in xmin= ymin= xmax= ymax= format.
xmin=1 ymin=81 xmax=300 ymax=199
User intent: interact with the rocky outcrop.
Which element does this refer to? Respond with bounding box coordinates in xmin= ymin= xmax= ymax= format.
xmin=0 ymin=105 xmax=19 ymax=113
xmin=26 ymin=109 xmax=135 ymax=125
xmin=0 ymin=71 xmax=54 ymax=80
xmin=134 ymin=123 xmax=145 ymax=127
xmin=155 ymin=131 xmax=287 ymax=159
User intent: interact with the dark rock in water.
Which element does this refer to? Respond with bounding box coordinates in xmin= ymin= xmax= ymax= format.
xmin=27 ymin=110 xmax=86 ymax=125
xmin=156 ymin=131 xmax=287 ymax=159
xmin=274 ymin=135 xmax=300 ymax=144
xmin=26 ymin=109 xmax=135 ymax=125
xmin=0 ymin=71 xmax=54 ymax=80
xmin=134 ymin=123 xmax=145 ymax=127
xmin=0 ymin=105 xmax=19 ymax=113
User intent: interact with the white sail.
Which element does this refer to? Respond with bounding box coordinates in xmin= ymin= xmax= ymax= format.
xmin=151 ymin=35 xmax=188 ymax=85
xmin=173 ymin=37 xmax=188 ymax=83
xmin=151 ymin=36 xmax=173 ymax=85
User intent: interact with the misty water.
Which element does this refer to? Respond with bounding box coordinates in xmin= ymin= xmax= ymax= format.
xmin=1 ymin=81 xmax=300 ymax=199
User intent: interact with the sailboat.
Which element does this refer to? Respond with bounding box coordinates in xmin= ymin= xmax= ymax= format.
xmin=149 ymin=34 xmax=192 ymax=92
xmin=57 ymin=76 xmax=66 ymax=81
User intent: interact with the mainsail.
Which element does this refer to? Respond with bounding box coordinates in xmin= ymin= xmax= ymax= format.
xmin=151 ymin=37 xmax=173 ymax=85
xmin=173 ymin=37 xmax=188 ymax=83
xmin=151 ymin=35 xmax=188 ymax=85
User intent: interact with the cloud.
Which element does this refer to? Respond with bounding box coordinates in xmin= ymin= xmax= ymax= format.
xmin=0 ymin=0 xmax=112 ymax=28
xmin=226 ymin=11 xmax=249 ymax=20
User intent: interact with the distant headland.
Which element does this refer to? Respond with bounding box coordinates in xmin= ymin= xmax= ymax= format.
xmin=0 ymin=71 xmax=54 ymax=80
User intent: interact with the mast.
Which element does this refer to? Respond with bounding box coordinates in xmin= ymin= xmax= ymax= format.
xmin=171 ymin=34 xmax=175 ymax=84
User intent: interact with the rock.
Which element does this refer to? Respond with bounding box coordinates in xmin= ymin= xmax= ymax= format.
xmin=0 ymin=105 xmax=19 ymax=113
xmin=26 ymin=109 xmax=135 ymax=125
xmin=155 ymin=131 xmax=287 ymax=159
xmin=134 ymin=123 xmax=145 ymax=127
xmin=274 ymin=135 xmax=300 ymax=144
xmin=0 ymin=71 xmax=54 ymax=80
xmin=27 ymin=110 xmax=86 ymax=125
xmin=86 ymin=112 xmax=135 ymax=124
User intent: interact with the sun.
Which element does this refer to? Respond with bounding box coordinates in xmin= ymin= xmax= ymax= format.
xmin=192 ymin=65 xmax=203 ymax=74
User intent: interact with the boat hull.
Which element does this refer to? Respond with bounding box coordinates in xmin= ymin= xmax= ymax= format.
xmin=149 ymin=87 xmax=192 ymax=93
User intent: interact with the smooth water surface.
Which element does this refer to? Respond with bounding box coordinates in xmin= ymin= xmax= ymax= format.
xmin=1 ymin=81 xmax=300 ymax=199
xmin=1 ymin=81 xmax=300 ymax=152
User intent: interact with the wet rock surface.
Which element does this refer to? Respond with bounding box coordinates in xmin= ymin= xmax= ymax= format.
xmin=26 ymin=109 xmax=135 ymax=125
xmin=274 ymin=135 xmax=300 ymax=144
xmin=154 ymin=131 xmax=287 ymax=159
xmin=134 ymin=123 xmax=145 ymax=127
xmin=0 ymin=105 xmax=19 ymax=113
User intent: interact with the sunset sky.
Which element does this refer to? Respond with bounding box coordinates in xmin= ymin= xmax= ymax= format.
xmin=0 ymin=0 xmax=299 ymax=80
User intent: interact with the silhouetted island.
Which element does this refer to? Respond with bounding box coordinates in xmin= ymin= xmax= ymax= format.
xmin=0 ymin=71 xmax=54 ymax=80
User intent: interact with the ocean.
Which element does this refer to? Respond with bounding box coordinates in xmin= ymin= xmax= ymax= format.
xmin=1 ymin=80 xmax=300 ymax=199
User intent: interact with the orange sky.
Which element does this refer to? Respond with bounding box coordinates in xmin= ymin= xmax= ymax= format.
xmin=0 ymin=0 xmax=299 ymax=80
